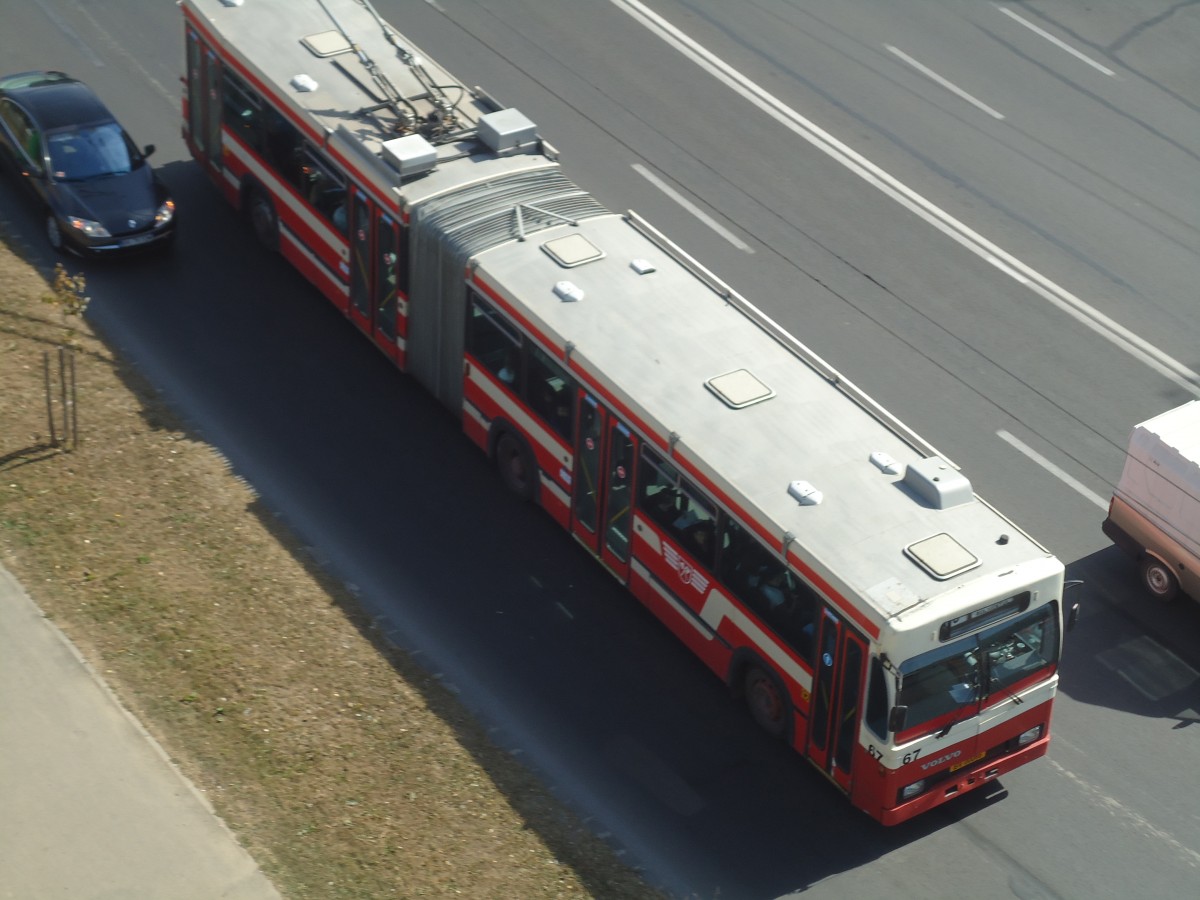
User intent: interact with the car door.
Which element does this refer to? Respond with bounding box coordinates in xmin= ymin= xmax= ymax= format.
xmin=0 ymin=99 xmax=49 ymax=205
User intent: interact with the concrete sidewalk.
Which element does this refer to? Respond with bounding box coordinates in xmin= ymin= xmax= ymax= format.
xmin=0 ymin=563 xmax=282 ymax=900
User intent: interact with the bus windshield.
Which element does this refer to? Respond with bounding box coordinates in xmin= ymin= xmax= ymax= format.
xmin=896 ymin=602 xmax=1059 ymax=740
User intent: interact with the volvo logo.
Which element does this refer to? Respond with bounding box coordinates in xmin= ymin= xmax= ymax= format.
xmin=920 ymin=749 xmax=963 ymax=771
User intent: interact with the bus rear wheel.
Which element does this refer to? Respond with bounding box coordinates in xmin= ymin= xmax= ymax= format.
xmin=495 ymin=431 xmax=536 ymax=502
xmin=1140 ymin=557 xmax=1179 ymax=602
xmin=743 ymin=665 xmax=788 ymax=739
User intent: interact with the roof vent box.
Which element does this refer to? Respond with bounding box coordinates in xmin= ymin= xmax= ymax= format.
xmin=903 ymin=457 xmax=973 ymax=509
xmin=478 ymin=108 xmax=537 ymax=152
xmin=381 ymin=133 xmax=437 ymax=179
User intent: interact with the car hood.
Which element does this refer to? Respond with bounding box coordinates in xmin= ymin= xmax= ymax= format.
xmin=55 ymin=166 xmax=165 ymax=236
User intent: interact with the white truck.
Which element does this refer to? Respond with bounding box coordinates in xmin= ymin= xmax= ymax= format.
xmin=1103 ymin=400 xmax=1200 ymax=602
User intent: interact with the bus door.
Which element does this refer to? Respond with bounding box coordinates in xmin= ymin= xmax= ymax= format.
xmin=347 ymin=187 xmax=373 ymax=336
xmin=344 ymin=189 xmax=401 ymax=361
xmin=371 ymin=209 xmax=401 ymax=363
xmin=184 ymin=30 xmax=222 ymax=179
xmin=807 ymin=608 xmax=868 ymax=792
xmin=571 ymin=392 xmax=635 ymax=582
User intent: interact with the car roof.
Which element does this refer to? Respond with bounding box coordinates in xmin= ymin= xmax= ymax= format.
xmin=0 ymin=71 xmax=114 ymax=131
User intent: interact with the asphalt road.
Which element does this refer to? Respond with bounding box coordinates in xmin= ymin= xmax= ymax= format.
xmin=3 ymin=1 xmax=1199 ymax=898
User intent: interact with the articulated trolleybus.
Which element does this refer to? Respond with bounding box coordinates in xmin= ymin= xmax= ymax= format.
xmin=181 ymin=0 xmax=1068 ymax=824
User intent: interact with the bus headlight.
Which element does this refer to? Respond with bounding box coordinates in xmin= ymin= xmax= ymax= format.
xmin=1017 ymin=724 xmax=1043 ymax=747
xmin=899 ymin=779 xmax=926 ymax=801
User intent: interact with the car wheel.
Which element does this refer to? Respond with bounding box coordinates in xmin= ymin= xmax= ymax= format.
xmin=247 ymin=188 xmax=278 ymax=251
xmin=1140 ymin=557 xmax=1179 ymax=602
xmin=46 ymin=214 xmax=65 ymax=253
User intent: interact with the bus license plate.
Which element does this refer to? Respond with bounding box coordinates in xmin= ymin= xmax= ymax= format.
xmin=950 ymin=751 xmax=985 ymax=772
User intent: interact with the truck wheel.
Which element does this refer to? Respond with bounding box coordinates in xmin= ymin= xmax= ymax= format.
xmin=1140 ymin=557 xmax=1179 ymax=602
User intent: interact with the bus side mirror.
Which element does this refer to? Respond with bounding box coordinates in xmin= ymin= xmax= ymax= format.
xmin=1064 ymin=579 xmax=1084 ymax=631
xmin=888 ymin=705 xmax=908 ymax=734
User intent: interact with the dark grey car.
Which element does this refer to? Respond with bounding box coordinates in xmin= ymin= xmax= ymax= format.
xmin=0 ymin=71 xmax=175 ymax=256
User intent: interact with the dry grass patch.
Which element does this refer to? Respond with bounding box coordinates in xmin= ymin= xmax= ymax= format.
xmin=0 ymin=234 xmax=664 ymax=899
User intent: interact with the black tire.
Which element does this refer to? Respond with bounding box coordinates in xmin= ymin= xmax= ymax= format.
xmin=495 ymin=431 xmax=537 ymax=502
xmin=743 ymin=664 xmax=788 ymax=739
xmin=246 ymin=188 xmax=278 ymax=251
xmin=46 ymin=214 xmax=65 ymax=253
xmin=1140 ymin=556 xmax=1179 ymax=602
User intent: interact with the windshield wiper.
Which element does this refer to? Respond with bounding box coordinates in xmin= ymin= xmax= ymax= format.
xmin=937 ymin=683 xmax=979 ymax=738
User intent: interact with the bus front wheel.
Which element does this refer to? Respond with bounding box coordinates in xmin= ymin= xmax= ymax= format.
xmin=246 ymin=188 xmax=278 ymax=251
xmin=1140 ymin=557 xmax=1179 ymax=602
xmin=743 ymin=664 xmax=788 ymax=739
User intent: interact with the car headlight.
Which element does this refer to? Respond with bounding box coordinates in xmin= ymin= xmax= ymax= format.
xmin=899 ymin=779 xmax=926 ymax=801
xmin=67 ymin=217 xmax=111 ymax=238
xmin=155 ymin=199 xmax=176 ymax=226
xmin=1017 ymin=724 xmax=1044 ymax=747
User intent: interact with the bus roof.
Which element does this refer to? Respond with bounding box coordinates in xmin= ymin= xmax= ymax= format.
xmin=183 ymin=0 xmax=1060 ymax=640
xmin=471 ymin=213 xmax=1058 ymax=635
xmin=182 ymin=0 xmax=558 ymax=208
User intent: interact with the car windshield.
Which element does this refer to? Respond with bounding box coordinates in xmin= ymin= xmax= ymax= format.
xmin=896 ymin=603 xmax=1060 ymax=739
xmin=47 ymin=122 xmax=136 ymax=180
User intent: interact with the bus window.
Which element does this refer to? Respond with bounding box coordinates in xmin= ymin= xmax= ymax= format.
xmin=262 ymin=106 xmax=306 ymax=190
xmin=221 ymin=70 xmax=264 ymax=154
xmin=718 ymin=519 xmax=818 ymax=662
xmin=296 ymin=148 xmax=347 ymax=232
xmin=526 ymin=345 xmax=575 ymax=442
xmin=466 ymin=293 xmax=521 ymax=387
xmin=637 ymin=448 xmax=717 ymax=569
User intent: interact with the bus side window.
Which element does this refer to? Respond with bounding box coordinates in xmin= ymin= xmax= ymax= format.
xmin=466 ymin=293 xmax=521 ymax=387
xmin=261 ymin=107 xmax=305 ymax=189
xmin=296 ymin=149 xmax=347 ymax=233
xmin=637 ymin=448 xmax=681 ymax=530
xmin=526 ymin=345 xmax=575 ymax=442
xmin=636 ymin=447 xmax=717 ymax=569
xmin=719 ymin=519 xmax=818 ymax=663
xmin=221 ymin=72 xmax=263 ymax=154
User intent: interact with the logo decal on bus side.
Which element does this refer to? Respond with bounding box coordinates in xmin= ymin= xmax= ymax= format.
xmin=663 ymin=544 xmax=710 ymax=593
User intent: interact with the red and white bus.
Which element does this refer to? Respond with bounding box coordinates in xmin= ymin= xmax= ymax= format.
xmin=180 ymin=0 xmax=1072 ymax=825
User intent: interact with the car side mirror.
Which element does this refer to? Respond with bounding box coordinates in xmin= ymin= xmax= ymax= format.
xmin=143 ymin=143 xmax=156 ymax=158
xmin=888 ymin=705 xmax=908 ymax=734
